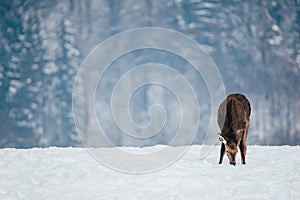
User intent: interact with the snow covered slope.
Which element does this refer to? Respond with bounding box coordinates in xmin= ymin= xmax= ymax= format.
xmin=0 ymin=145 xmax=299 ymax=200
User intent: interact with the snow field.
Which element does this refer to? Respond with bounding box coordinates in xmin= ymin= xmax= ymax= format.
xmin=0 ymin=145 xmax=299 ymax=200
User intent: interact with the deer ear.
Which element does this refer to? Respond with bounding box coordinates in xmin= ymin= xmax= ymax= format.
xmin=218 ymin=133 xmax=227 ymax=144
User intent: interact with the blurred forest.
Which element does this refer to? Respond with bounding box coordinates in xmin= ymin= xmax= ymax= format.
xmin=0 ymin=0 xmax=300 ymax=148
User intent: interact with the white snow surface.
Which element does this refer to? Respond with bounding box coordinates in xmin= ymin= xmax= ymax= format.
xmin=1 ymin=145 xmax=300 ymax=200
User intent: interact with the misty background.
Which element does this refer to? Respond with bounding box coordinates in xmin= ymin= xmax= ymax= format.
xmin=0 ymin=0 xmax=300 ymax=148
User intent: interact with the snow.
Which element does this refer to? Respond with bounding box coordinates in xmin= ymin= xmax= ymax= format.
xmin=43 ymin=62 xmax=58 ymax=74
xmin=0 ymin=145 xmax=300 ymax=200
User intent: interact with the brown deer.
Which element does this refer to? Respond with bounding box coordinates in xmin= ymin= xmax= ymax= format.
xmin=217 ymin=93 xmax=251 ymax=165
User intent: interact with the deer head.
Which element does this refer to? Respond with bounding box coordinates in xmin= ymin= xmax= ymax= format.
xmin=218 ymin=130 xmax=243 ymax=165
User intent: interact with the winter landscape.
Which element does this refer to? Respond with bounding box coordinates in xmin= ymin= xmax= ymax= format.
xmin=1 ymin=1 xmax=300 ymax=199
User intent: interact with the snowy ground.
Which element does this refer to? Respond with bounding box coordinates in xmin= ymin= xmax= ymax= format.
xmin=0 ymin=145 xmax=300 ymax=200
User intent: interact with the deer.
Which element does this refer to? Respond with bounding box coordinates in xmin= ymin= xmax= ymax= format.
xmin=217 ymin=93 xmax=251 ymax=165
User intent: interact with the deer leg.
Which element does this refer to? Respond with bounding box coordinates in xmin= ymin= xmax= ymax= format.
xmin=219 ymin=143 xmax=225 ymax=164
xmin=240 ymin=123 xmax=249 ymax=164
xmin=239 ymin=140 xmax=247 ymax=164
